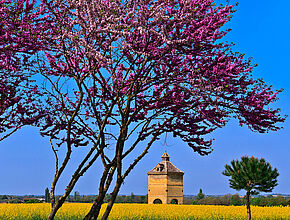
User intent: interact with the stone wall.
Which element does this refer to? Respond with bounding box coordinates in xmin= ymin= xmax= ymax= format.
xmin=148 ymin=173 xmax=183 ymax=204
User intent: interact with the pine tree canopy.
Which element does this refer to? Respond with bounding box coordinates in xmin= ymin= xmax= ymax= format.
xmin=222 ymin=156 xmax=279 ymax=195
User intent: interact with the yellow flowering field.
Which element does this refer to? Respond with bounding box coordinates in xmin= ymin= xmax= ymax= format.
xmin=1 ymin=203 xmax=290 ymax=219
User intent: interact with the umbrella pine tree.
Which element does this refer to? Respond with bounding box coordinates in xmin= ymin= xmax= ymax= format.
xmin=222 ymin=156 xmax=279 ymax=220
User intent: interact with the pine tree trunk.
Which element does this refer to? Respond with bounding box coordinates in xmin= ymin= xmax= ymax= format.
xmin=246 ymin=191 xmax=251 ymax=220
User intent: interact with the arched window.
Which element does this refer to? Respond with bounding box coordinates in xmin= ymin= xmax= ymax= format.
xmin=153 ymin=199 xmax=162 ymax=204
xmin=170 ymin=199 xmax=178 ymax=204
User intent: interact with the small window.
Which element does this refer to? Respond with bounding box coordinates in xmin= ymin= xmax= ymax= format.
xmin=170 ymin=199 xmax=178 ymax=204
xmin=156 ymin=164 xmax=164 ymax=172
xmin=153 ymin=199 xmax=162 ymax=204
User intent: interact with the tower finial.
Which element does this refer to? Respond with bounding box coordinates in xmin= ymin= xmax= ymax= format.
xmin=161 ymin=151 xmax=170 ymax=161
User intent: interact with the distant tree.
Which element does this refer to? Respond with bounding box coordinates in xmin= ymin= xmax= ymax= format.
xmin=25 ymin=199 xmax=41 ymax=203
xmin=0 ymin=195 xmax=8 ymax=200
xmin=286 ymin=198 xmax=290 ymax=206
xmin=45 ymin=187 xmax=50 ymax=203
xmin=115 ymin=195 xmax=125 ymax=203
xmin=144 ymin=194 xmax=148 ymax=204
xmin=250 ymin=197 xmax=262 ymax=206
xmin=219 ymin=194 xmax=231 ymax=206
xmin=74 ymin=191 xmax=80 ymax=202
xmin=192 ymin=200 xmax=198 ymax=205
xmin=222 ymin=156 xmax=279 ymax=220
xmin=230 ymin=194 xmax=242 ymax=206
xmin=129 ymin=192 xmax=135 ymax=203
xmin=267 ymin=196 xmax=286 ymax=206
xmin=198 ymin=196 xmax=220 ymax=205
xmin=196 ymin=189 xmax=205 ymax=200
xmin=259 ymin=197 xmax=269 ymax=206
xmin=275 ymin=196 xmax=287 ymax=206
xmin=192 ymin=189 xmax=205 ymax=204
xmin=140 ymin=195 xmax=146 ymax=204
xmin=8 ymin=198 xmax=22 ymax=203
xmin=104 ymin=194 xmax=110 ymax=203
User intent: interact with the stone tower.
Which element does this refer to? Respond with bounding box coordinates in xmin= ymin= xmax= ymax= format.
xmin=147 ymin=151 xmax=184 ymax=204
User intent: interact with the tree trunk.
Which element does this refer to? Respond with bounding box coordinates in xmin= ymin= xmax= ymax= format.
xmin=83 ymin=166 xmax=117 ymax=220
xmin=48 ymin=199 xmax=66 ymax=220
xmin=83 ymin=176 xmax=122 ymax=220
xmin=246 ymin=191 xmax=251 ymax=220
xmin=100 ymin=179 xmax=122 ymax=220
xmin=83 ymin=192 xmax=106 ymax=220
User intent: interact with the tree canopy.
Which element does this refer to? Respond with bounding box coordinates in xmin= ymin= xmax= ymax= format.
xmin=197 ymin=189 xmax=205 ymax=200
xmin=223 ymin=156 xmax=279 ymax=194
xmin=223 ymin=156 xmax=279 ymax=220
xmin=0 ymin=0 xmax=51 ymax=141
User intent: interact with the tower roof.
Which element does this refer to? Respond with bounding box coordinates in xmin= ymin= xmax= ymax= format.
xmin=161 ymin=151 xmax=170 ymax=161
xmin=147 ymin=151 xmax=184 ymax=175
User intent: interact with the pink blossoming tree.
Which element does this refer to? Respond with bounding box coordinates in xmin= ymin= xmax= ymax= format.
xmin=0 ymin=0 xmax=51 ymax=141
xmin=0 ymin=0 xmax=50 ymax=71
xmin=0 ymin=73 xmax=44 ymax=141
xmin=6 ymin=0 xmax=286 ymax=219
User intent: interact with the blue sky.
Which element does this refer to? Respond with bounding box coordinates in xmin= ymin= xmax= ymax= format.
xmin=1 ymin=0 xmax=290 ymax=196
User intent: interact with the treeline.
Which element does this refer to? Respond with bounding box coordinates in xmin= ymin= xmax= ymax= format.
xmin=0 ymin=195 xmax=44 ymax=203
xmin=0 ymin=193 xmax=148 ymax=204
xmin=67 ymin=192 xmax=148 ymax=203
xmin=113 ymin=193 xmax=148 ymax=203
xmin=2 ymin=193 xmax=289 ymax=206
xmin=191 ymin=194 xmax=290 ymax=207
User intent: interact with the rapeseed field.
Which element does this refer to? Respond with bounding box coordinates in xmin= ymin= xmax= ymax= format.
xmin=0 ymin=203 xmax=290 ymax=219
